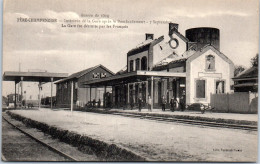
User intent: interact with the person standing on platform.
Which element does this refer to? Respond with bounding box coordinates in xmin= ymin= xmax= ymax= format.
xmin=174 ymin=97 xmax=179 ymax=111
xmin=98 ymin=99 xmax=101 ymax=108
xmin=170 ymin=97 xmax=178 ymax=112
xmin=138 ymin=97 xmax=143 ymax=112
xmin=148 ymin=95 xmax=152 ymax=112
xmin=92 ymin=99 xmax=96 ymax=108
xmin=130 ymin=96 xmax=134 ymax=110
xmin=170 ymin=97 xmax=174 ymax=112
xmin=180 ymin=95 xmax=185 ymax=111
xmin=161 ymin=96 xmax=166 ymax=111
xmin=22 ymin=99 xmax=25 ymax=108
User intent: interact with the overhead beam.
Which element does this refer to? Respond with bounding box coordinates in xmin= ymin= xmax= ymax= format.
xmin=137 ymin=71 xmax=186 ymax=77
xmin=3 ymin=71 xmax=68 ymax=82
xmin=82 ymin=70 xmax=186 ymax=86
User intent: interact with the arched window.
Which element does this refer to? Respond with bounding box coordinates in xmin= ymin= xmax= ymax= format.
xmin=130 ymin=60 xmax=134 ymax=72
xmin=136 ymin=58 xmax=140 ymax=70
xmin=206 ymin=55 xmax=215 ymax=71
xmin=216 ymin=80 xmax=225 ymax=94
xmin=141 ymin=56 xmax=147 ymax=70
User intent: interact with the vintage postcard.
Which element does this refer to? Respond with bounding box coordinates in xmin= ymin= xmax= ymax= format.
xmin=2 ymin=0 xmax=259 ymax=162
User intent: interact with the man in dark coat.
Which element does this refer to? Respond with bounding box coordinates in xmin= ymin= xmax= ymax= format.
xmin=170 ymin=97 xmax=178 ymax=112
xmin=98 ymin=99 xmax=101 ymax=108
xmin=180 ymin=96 xmax=185 ymax=111
xmin=92 ymin=99 xmax=96 ymax=108
xmin=138 ymin=97 xmax=143 ymax=112
xmin=161 ymin=96 xmax=167 ymax=111
xmin=130 ymin=96 xmax=134 ymax=110
xmin=170 ymin=97 xmax=174 ymax=112
xmin=147 ymin=95 xmax=152 ymax=112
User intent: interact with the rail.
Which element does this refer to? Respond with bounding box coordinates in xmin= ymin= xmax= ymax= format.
xmin=112 ymin=112 xmax=257 ymax=131
xmin=2 ymin=116 xmax=78 ymax=161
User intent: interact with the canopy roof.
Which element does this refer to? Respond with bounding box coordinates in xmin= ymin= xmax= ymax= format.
xmin=233 ymin=66 xmax=258 ymax=80
xmin=233 ymin=82 xmax=258 ymax=88
xmin=55 ymin=64 xmax=114 ymax=84
xmin=3 ymin=71 xmax=68 ymax=83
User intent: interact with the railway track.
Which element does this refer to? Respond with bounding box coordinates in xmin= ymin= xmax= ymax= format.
xmin=2 ymin=116 xmax=78 ymax=161
xmin=112 ymin=112 xmax=257 ymax=131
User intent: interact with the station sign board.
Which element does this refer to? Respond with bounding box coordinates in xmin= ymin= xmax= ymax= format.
xmin=93 ymin=72 xmax=107 ymax=79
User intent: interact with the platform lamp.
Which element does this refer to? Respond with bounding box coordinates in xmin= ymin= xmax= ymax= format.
xmin=38 ymin=82 xmax=42 ymax=109
xmin=23 ymin=90 xmax=26 ymax=108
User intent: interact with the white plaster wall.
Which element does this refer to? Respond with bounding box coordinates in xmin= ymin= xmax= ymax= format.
xmin=128 ymin=50 xmax=148 ymax=72
xmin=153 ymin=33 xmax=187 ymax=66
xmin=188 ymin=49 xmax=231 ymax=104
xmin=172 ymin=33 xmax=187 ymax=56
xmin=78 ymin=88 xmax=88 ymax=105
xmin=22 ymin=82 xmax=55 ymax=100
xmin=153 ymin=45 xmax=164 ymax=65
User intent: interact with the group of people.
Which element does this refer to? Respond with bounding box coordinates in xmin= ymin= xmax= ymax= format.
xmin=161 ymin=96 xmax=184 ymax=112
xmin=87 ymin=99 xmax=101 ymax=108
xmin=134 ymin=95 xmax=185 ymax=112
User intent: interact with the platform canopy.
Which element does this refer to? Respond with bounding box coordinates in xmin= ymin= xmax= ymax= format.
xmin=82 ymin=70 xmax=186 ymax=87
xmin=3 ymin=71 xmax=68 ymax=109
xmin=3 ymin=71 xmax=68 ymax=82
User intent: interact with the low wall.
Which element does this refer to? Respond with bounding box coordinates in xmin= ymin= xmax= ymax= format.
xmin=210 ymin=92 xmax=258 ymax=114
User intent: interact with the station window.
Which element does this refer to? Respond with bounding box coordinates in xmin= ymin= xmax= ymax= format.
xmin=130 ymin=60 xmax=134 ymax=72
xmin=75 ymin=82 xmax=78 ymax=89
xmin=101 ymin=73 xmax=107 ymax=78
xmin=216 ymin=81 xmax=225 ymax=94
xmin=136 ymin=58 xmax=140 ymax=70
xmin=141 ymin=56 xmax=147 ymax=70
xmin=206 ymin=55 xmax=215 ymax=71
xmin=196 ymin=79 xmax=206 ymax=98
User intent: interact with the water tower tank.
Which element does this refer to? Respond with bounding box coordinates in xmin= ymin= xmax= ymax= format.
xmin=185 ymin=27 xmax=220 ymax=50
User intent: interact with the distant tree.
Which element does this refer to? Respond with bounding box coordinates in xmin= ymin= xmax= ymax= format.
xmin=251 ymin=54 xmax=258 ymax=67
xmin=234 ymin=65 xmax=246 ymax=77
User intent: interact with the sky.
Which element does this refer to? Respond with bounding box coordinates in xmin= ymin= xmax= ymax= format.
xmin=2 ymin=0 xmax=259 ymax=97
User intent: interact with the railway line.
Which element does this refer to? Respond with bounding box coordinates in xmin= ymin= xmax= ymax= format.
xmin=2 ymin=115 xmax=79 ymax=161
xmin=111 ymin=112 xmax=257 ymax=131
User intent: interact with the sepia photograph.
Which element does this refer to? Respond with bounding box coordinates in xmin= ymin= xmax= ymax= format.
xmin=1 ymin=0 xmax=259 ymax=162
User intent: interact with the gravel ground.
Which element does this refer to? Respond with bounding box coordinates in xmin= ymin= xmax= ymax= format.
xmin=10 ymin=109 xmax=258 ymax=162
xmin=2 ymin=112 xmax=99 ymax=161
xmin=2 ymin=118 xmax=69 ymax=161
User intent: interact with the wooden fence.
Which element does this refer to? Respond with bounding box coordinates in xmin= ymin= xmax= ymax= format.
xmin=210 ymin=92 xmax=258 ymax=113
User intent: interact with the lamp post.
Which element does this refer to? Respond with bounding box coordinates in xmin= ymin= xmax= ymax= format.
xmin=71 ymin=81 xmax=74 ymax=112
xmin=38 ymin=82 xmax=42 ymax=109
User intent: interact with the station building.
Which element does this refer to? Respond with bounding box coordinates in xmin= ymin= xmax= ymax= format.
xmin=82 ymin=23 xmax=235 ymax=109
xmin=55 ymin=65 xmax=114 ymax=108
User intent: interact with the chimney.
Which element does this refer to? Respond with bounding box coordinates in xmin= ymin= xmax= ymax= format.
xmin=169 ymin=23 xmax=179 ymax=35
xmin=145 ymin=33 xmax=154 ymax=40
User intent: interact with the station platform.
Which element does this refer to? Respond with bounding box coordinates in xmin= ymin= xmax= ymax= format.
xmin=7 ymin=106 xmax=258 ymax=125
xmin=5 ymin=108 xmax=258 ymax=161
